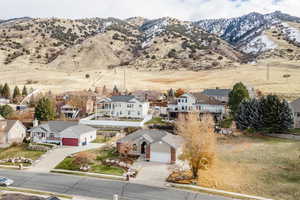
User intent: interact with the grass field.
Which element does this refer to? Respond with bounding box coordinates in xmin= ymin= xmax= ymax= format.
xmin=0 ymin=144 xmax=45 ymax=165
xmin=198 ymin=135 xmax=300 ymax=200
xmin=55 ymin=147 xmax=124 ymax=176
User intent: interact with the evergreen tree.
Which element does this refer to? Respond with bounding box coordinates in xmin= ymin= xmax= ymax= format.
xmin=260 ymin=95 xmax=293 ymax=133
xmin=35 ymin=97 xmax=55 ymax=121
xmin=2 ymin=83 xmax=10 ymax=99
xmin=236 ymin=99 xmax=263 ymax=130
xmin=102 ymin=85 xmax=107 ymax=95
xmin=167 ymin=88 xmax=175 ymax=99
xmin=0 ymin=84 xmax=3 ymax=97
xmin=13 ymin=86 xmax=21 ymax=103
xmin=112 ymin=85 xmax=119 ymax=96
xmin=22 ymin=85 xmax=28 ymax=96
xmin=229 ymin=82 xmax=249 ymax=115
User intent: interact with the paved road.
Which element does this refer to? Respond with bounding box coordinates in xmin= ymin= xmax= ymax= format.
xmin=28 ymin=143 xmax=104 ymax=173
xmin=0 ymin=169 xmax=232 ymax=200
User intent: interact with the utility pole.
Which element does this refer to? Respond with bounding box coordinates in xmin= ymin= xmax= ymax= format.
xmin=123 ymin=67 xmax=126 ymax=92
xmin=267 ymin=64 xmax=270 ymax=81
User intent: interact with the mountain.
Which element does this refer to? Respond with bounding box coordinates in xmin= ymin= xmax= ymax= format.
xmin=1 ymin=11 xmax=300 ymax=72
xmin=195 ymin=11 xmax=300 ymax=60
xmin=0 ymin=16 xmax=245 ymax=71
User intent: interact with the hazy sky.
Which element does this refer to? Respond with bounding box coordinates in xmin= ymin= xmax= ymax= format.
xmin=1 ymin=0 xmax=299 ymax=20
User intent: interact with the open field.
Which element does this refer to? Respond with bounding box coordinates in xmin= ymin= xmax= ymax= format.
xmin=1 ymin=60 xmax=300 ymax=99
xmin=198 ymin=135 xmax=300 ymax=200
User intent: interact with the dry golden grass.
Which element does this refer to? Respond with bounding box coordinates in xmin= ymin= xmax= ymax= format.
xmin=197 ymin=135 xmax=300 ymax=200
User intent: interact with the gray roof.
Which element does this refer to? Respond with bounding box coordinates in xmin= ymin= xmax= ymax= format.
xmin=110 ymin=95 xmax=137 ymax=102
xmin=60 ymin=125 xmax=96 ymax=138
xmin=202 ymin=89 xmax=231 ymax=97
xmin=31 ymin=121 xmax=78 ymax=134
xmin=118 ymin=129 xmax=182 ymax=149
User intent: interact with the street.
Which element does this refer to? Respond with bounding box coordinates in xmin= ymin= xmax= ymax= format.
xmin=0 ymin=169 xmax=232 ymax=200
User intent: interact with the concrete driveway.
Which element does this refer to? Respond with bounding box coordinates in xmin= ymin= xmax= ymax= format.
xmin=27 ymin=143 xmax=104 ymax=173
xmin=131 ymin=161 xmax=170 ymax=187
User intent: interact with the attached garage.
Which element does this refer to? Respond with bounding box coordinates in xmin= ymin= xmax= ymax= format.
xmin=150 ymin=142 xmax=171 ymax=163
xmin=62 ymin=138 xmax=78 ymax=146
xmin=60 ymin=125 xmax=96 ymax=146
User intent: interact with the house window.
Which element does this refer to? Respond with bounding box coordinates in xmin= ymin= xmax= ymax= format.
xmin=138 ymin=111 xmax=140 ymax=115
xmin=132 ymin=144 xmax=137 ymax=151
xmin=297 ymin=112 xmax=300 ymax=117
xmin=128 ymin=111 xmax=131 ymax=115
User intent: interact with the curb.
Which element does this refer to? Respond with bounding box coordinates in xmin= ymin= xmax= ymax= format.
xmin=0 ymin=186 xmax=73 ymax=199
xmin=0 ymin=165 xmax=30 ymax=170
xmin=51 ymin=169 xmax=126 ymax=181
xmin=170 ymin=183 xmax=273 ymax=200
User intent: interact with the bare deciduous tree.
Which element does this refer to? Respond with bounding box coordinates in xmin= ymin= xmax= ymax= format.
xmin=176 ymin=113 xmax=216 ymax=179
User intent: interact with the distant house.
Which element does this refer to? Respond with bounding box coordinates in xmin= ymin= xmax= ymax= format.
xmin=167 ymin=93 xmax=225 ymax=119
xmin=117 ymin=129 xmax=182 ymax=164
xmin=96 ymin=95 xmax=150 ymax=119
xmin=0 ymin=118 xmax=26 ymax=145
xmin=30 ymin=121 xmax=96 ymax=146
xmin=202 ymin=89 xmax=231 ymax=103
xmin=290 ymin=98 xmax=300 ymax=128
xmin=0 ymin=98 xmax=10 ymax=106
xmin=60 ymin=104 xmax=80 ymax=119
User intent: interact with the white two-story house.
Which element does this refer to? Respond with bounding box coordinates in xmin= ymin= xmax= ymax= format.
xmin=167 ymin=93 xmax=225 ymax=119
xmin=95 ymin=95 xmax=150 ymax=119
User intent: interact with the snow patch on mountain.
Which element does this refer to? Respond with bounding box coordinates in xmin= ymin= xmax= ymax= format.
xmin=241 ymin=34 xmax=277 ymax=54
xmin=281 ymin=23 xmax=300 ymax=44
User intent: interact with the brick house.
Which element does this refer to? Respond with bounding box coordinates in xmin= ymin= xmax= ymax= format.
xmin=117 ymin=129 xmax=182 ymax=164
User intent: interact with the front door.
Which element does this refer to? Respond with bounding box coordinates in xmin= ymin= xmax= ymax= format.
xmin=141 ymin=142 xmax=147 ymax=154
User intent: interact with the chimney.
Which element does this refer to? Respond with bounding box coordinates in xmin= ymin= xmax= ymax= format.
xmin=33 ymin=119 xmax=39 ymax=127
xmin=0 ymin=119 xmax=7 ymax=131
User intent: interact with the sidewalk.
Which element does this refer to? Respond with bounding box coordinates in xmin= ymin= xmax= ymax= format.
xmin=27 ymin=143 xmax=104 ymax=173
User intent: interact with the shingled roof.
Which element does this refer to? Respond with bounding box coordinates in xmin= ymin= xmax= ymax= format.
xmin=190 ymin=93 xmax=223 ymax=105
xmin=117 ymin=129 xmax=182 ymax=149
xmin=202 ymin=89 xmax=231 ymax=97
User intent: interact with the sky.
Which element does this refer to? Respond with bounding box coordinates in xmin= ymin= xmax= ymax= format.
xmin=1 ymin=0 xmax=299 ymax=20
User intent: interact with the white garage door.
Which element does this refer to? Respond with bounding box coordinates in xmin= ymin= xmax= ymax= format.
xmin=150 ymin=152 xmax=170 ymax=163
xmin=150 ymin=142 xmax=171 ymax=163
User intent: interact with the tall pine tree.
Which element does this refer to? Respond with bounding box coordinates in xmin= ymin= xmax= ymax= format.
xmin=13 ymin=86 xmax=21 ymax=103
xmin=35 ymin=97 xmax=55 ymax=121
xmin=22 ymin=85 xmax=28 ymax=96
xmin=229 ymin=82 xmax=249 ymax=115
xmin=236 ymin=98 xmax=263 ymax=130
xmin=0 ymin=84 xmax=3 ymax=97
xmin=2 ymin=83 xmax=10 ymax=99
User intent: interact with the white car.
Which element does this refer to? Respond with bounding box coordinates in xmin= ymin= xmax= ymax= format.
xmin=0 ymin=177 xmax=14 ymax=186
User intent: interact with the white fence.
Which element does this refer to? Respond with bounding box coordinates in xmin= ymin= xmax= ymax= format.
xmin=79 ymin=114 xmax=152 ymax=128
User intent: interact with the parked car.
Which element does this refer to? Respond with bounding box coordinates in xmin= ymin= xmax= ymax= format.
xmin=0 ymin=177 xmax=14 ymax=186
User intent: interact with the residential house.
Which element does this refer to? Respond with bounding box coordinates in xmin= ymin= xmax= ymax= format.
xmin=0 ymin=118 xmax=26 ymax=145
xmin=117 ymin=129 xmax=182 ymax=164
xmin=0 ymin=98 xmax=9 ymax=106
xmin=60 ymin=104 xmax=80 ymax=119
xmin=30 ymin=121 xmax=96 ymax=146
xmin=290 ymin=98 xmax=300 ymax=128
xmin=167 ymin=93 xmax=225 ymax=119
xmin=202 ymin=89 xmax=231 ymax=103
xmin=96 ymin=95 xmax=150 ymax=119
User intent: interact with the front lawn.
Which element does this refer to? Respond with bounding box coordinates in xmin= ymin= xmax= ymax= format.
xmin=145 ymin=117 xmax=168 ymax=125
xmin=91 ymin=135 xmax=110 ymax=143
xmin=55 ymin=147 xmax=125 ymax=176
xmin=0 ymin=144 xmax=46 ymax=165
xmin=196 ymin=135 xmax=300 ymax=200
xmin=289 ymin=128 xmax=300 ymax=135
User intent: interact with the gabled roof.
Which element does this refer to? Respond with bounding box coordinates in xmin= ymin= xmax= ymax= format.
xmin=0 ymin=115 xmax=4 ymax=120
xmin=0 ymin=120 xmax=26 ymax=140
xmin=97 ymin=95 xmax=143 ymax=104
xmin=31 ymin=121 xmax=78 ymax=134
xmin=118 ymin=129 xmax=182 ymax=149
xmin=202 ymin=89 xmax=231 ymax=97
xmin=60 ymin=125 xmax=96 ymax=138
xmin=190 ymin=92 xmax=223 ymax=105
